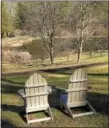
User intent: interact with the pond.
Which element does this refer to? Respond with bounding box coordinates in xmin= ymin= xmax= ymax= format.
xmin=12 ymin=38 xmax=76 ymax=59
xmin=12 ymin=37 xmax=108 ymax=59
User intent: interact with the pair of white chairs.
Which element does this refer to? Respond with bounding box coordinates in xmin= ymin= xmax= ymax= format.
xmin=18 ymin=68 xmax=96 ymax=124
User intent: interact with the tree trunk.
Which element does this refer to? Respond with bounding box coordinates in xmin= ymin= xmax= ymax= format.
xmin=67 ymin=54 xmax=69 ymax=62
xmin=41 ymin=59 xmax=44 ymax=65
xmin=77 ymin=49 xmax=80 ymax=63
xmin=77 ymin=42 xmax=82 ymax=63
xmin=50 ymin=47 xmax=54 ymax=65
xmin=100 ymin=50 xmax=103 ymax=56
xmin=89 ymin=51 xmax=93 ymax=59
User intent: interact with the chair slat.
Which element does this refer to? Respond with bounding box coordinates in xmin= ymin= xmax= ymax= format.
xmin=68 ymin=69 xmax=88 ymax=105
xmin=69 ymin=79 xmax=87 ymax=83
xmin=67 ymin=88 xmax=87 ymax=92
xmin=25 ymin=73 xmax=48 ymax=110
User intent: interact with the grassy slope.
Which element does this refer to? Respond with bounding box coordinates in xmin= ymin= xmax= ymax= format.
xmin=1 ymin=64 xmax=108 ymax=127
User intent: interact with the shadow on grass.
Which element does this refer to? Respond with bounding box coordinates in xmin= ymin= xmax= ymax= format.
xmin=1 ymin=88 xmax=108 ymax=126
xmin=1 ymin=104 xmax=26 ymax=123
xmin=48 ymin=88 xmax=109 ymax=116
xmin=2 ymin=78 xmax=25 ymax=85
xmin=88 ymin=73 xmax=108 ymax=76
xmin=2 ymin=79 xmax=108 ymax=116
xmin=1 ymin=77 xmax=25 ymax=94
xmin=42 ymin=68 xmax=108 ymax=77
xmin=2 ymin=79 xmax=108 ymax=123
xmin=1 ymin=83 xmax=22 ymax=94
xmin=2 ymin=62 xmax=107 ymax=77
xmin=41 ymin=62 xmax=107 ymax=74
xmin=86 ymin=54 xmax=106 ymax=59
xmin=1 ymin=119 xmax=15 ymax=128
xmin=87 ymin=93 xmax=109 ymax=114
xmin=1 ymin=90 xmax=108 ymax=121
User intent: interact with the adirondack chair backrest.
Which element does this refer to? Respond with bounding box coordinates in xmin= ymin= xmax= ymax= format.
xmin=25 ymin=73 xmax=48 ymax=108
xmin=67 ymin=68 xmax=88 ymax=105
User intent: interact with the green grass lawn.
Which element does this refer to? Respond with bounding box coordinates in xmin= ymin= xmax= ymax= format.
xmin=1 ymin=64 xmax=108 ymax=127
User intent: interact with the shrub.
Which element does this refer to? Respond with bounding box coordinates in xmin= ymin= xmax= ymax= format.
xmin=2 ymin=50 xmax=32 ymax=64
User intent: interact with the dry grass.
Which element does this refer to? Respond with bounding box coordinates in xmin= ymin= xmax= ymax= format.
xmin=2 ymin=36 xmax=35 ymax=47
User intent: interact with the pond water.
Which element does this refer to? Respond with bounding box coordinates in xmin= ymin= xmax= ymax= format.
xmin=12 ymin=38 xmax=75 ymax=59
xmin=12 ymin=37 xmax=108 ymax=59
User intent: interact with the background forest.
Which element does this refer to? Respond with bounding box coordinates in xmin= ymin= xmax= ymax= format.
xmin=2 ymin=1 xmax=108 ymax=66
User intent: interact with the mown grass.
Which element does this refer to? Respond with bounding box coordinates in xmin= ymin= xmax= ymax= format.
xmin=1 ymin=64 xmax=108 ymax=127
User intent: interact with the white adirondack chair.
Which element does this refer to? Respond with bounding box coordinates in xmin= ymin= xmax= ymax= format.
xmin=18 ymin=73 xmax=53 ymax=124
xmin=58 ymin=68 xmax=96 ymax=119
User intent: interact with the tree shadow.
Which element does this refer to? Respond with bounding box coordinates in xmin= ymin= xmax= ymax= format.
xmin=41 ymin=62 xmax=107 ymax=74
xmin=2 ymin=62 xmax=107 ymax=77
xmin=88 ymin=73 xmax=108 ymax=76
xmin=1 ymin=78 xmax=25 ymax=94
xmin=1 ymin=77 xmax=108 ymax=124
xmin=2 ymin=78 xmax=108 ymax=116
xmin=86 ymin=54 xmax=106 ymax=59
xmin=87 ymin=92 xmax=109 ymax=115
xmin=1 ymin=78 xmax=27 ymax=123
xmin=1 ymin=119 xmax=15 ymax=128
xmin=1 ymin=83 xmax=23 ymax=94
xmin=1 ymin=104 xmax=26 ymax=123
xmin=42 ymin=69 xmax=108 ymax=77
xmin=1 ymin=88 xmax=108 ymax=125
xmin=2 ymin=78 xmax=24 ymax=85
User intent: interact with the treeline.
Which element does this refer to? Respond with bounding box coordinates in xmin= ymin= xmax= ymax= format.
xmin=2 ymin=1 xmax=108 ymax=64
xmin=1 ymin=1 xmax=15 ymax=37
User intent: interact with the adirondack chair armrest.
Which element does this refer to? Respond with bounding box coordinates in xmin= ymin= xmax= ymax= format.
xmin=18 ymin=89 xmax=26 ymax=98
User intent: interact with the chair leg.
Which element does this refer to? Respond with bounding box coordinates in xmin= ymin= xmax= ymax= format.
xmin=87 ymin=101 xmax=96 ymax=115
xmin=65 ymin=104 xmax=74 ymax=119
xmin=26 ymin=112 xmax=29 ymax=124
xmin=48 ymin=106 xmax=53 ymax=121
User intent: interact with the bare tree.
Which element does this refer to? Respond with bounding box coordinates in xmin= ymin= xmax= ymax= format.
xmin=38 ymin=2 xmax=70 ymax=65
xmin=22 ymin=1 xmax=67 ymax=65
xmin=66 ymin=2 xmax=94 ymax=63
